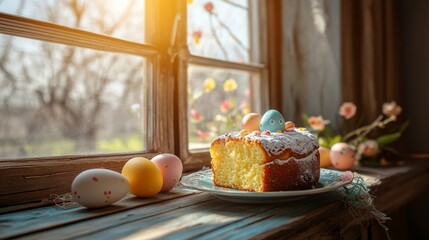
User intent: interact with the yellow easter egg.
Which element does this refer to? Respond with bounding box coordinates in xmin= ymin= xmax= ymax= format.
xmin=122 ymin=157 xmax=163 ymax=197
xmin=319 ymin=146 xmax=332 ymax=168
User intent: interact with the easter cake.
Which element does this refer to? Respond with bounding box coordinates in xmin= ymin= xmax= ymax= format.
xmin=210 ymin=110 xmax=320 ymax=192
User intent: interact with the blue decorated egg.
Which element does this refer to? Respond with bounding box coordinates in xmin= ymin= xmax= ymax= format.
xmin=260 ymin=109 xmax=285 ymax=132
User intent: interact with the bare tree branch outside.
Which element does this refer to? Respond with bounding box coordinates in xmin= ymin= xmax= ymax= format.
xmin=0 ymin=0 xmax=146 ymax=158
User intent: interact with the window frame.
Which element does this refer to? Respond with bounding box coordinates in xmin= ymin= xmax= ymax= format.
xmin=177 ymin=1 xmax=282 ymax=171
xmin=0 ymin=0 xmax=282 ymax=208
xmin=0 ymin=1 xmax=175 ymax=207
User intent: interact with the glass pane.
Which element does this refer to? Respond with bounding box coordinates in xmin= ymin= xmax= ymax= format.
xmin=0 ymin=35 xmax=147 ymax=158
xmin=0 ymin=0 xmax=145 ymax=43
xmin=188 ymin=64 xmax=260 ymax=149
xmin=187 ymin=0 xmax=257 ymax=63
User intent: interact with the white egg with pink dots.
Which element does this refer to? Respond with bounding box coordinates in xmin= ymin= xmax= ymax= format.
xmin=71 ymin=169 xmax=129 ymax=208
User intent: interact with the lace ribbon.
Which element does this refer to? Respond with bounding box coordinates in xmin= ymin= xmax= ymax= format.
xmin=339 ymin=172 xmax=391 ymax=239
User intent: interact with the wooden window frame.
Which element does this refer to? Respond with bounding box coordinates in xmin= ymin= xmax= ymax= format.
xmin=0 ymin=0 xmax=176 ymax=208
xmin=177 ymin=0 xmax=282 ymax=171
xmin=0 ymin=0 xmax=282 ymax=208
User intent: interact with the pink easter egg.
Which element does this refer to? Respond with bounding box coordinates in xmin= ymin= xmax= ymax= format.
xmin=330 ymin=143 xmax=356 ymax=170
xmin=241 ymin=113 xmax=261 ymax=133
xmin=152 ymin=154 xmax=183 ymax=192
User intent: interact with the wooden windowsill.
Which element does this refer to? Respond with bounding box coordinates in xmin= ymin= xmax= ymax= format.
xmin=1 ymin=159 xmax=429 ymax=239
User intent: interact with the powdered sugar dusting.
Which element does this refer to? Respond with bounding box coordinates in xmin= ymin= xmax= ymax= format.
xmin=213 ymin=128 xmax=318 ymax=156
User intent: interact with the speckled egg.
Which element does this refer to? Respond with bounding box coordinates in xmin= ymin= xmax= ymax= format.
xmin=122 ymin=157 xmax=163 ymax=197
xmin=71 ymin=169 xmax=129 ymax=208
xmin=152 ymin=154 xmax=183 ymax=192
xmin=330 ymin=143 xmax=356 ymax=170
xmin=260 ymin=109 xmax=285 ymax=132
xmin=241 ymin=113 xmax=261 ymax=133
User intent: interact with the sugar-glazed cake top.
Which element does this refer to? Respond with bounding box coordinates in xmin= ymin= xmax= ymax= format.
xmin=212 ymin=128 xmax=319 ymax=157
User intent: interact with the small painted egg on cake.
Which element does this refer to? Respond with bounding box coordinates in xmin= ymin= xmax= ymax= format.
xmin=284 ymin=121 xmax=296 ymax=131
xmin=71 ymin=169 xmax=130 ymax=208
xmin=260 ymin=109 xmax=285 ymax=132
xmin=152 ymin=153 xmax=183 ymax=192
xmin=241 ymin=113 xmax=261 ymax=133
xmin=330 ymin=143 xmax=356 ymax=170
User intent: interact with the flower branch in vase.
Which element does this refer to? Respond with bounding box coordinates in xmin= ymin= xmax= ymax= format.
xmin=304 ymin=101 xmax=408 ymax=170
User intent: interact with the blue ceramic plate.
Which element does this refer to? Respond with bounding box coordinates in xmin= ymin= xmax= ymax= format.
xmin=181 ymin=168 xmax=353 ymax=203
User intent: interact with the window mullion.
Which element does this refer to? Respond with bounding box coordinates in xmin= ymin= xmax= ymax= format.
xmin=145 ymin=0 xmax=180 ymax=154
xmin=0 ymin=13 xmax=158 ymax=57
xmin=188 ymin=55 xmax=264 ymax=72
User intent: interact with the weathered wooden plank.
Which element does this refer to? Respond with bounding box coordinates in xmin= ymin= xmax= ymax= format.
xmin=156 ymin=203 xmax=279 ymax=240
xmin=209 ymin=196 xmax=341 ymax=240
xmin=74 ymin=192 xmax=342 ymax=240
xmin=74 ymin=198 xmax=238 ymax=240
xmin=0 ymin=190 xmax=196 ymax=239
xmin=15 ymin=192 xmax=215 ymax=240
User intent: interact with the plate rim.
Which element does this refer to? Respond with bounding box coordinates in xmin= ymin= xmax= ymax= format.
xmin=181 ymin=168 xmax=352 ymax=198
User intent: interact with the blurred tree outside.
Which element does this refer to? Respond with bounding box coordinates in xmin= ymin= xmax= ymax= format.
xmin=0 ymin=0 xmax=146 ymax=158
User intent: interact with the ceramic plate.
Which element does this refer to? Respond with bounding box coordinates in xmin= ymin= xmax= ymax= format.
xmin=181 ymin=168 xmax=353 ymax=203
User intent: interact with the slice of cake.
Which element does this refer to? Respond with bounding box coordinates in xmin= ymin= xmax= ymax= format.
xmin=210 ymin=110 xmax=320 ymax=192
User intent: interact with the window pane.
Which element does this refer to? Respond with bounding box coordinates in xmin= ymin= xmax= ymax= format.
xmin=187 ymin=0 xmax=258 ymax=63
xmin=0 ymin=0 xmax=145 ymax=43
xmin=0 ymin=35 xmax=147 ymax=158
xmin=188 ymin=64 xmax=260 ymax=149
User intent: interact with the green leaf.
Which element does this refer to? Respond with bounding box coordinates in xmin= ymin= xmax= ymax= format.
xmin=328 ymin=135 xmax=342 ymax=148
xmin=301 ymin=113 xmax=310 ymax=128
xmin=376 ymin=132 xmax=401 ymax=148
xmin=398 ymin=120 xmax=410 ymax=133
xmin=318 ymin=137 xmax=329 ymax=148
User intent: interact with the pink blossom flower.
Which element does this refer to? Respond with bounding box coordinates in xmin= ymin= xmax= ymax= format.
xmin=192 ymin=30 xmax=202 ymax=45
xmin=339 ymin=102 xmax=357 ymax=119
xmin=358 ymin=140 xmax=379 ymax=157
xmin=244 ymin=88 xmax=250 ymax=97
xmin=204 ymin=2 xmax=214 ymax=13
xmin=190 ymin=109 xmax=201 ymax=120
xmin=308 ymin=115 xmax=330 ymax=131
xmin=196 ymin=129 xmax=209 ymax=141
xmin=382 ymin=101 xmax=402 ymax=117
xmin=220 ymin=100 xmax=231 ymax=113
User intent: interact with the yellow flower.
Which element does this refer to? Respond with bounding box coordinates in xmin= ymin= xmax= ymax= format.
xmin=187 ymin=0 xmax=193 ymax=5
xmin=223 ymin=78 xmax=237 ymax=92
xmin=204 ymin=77 xmax=216 ymax=93
xmin=215 ymin=114 xmax=225 ymax=122
xmin=192 ymin=31 xmax=202 ymax=45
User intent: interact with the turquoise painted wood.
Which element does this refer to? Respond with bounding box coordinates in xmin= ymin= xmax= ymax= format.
xmin=0 ymin=191 xmax=195 ymax=239
xmin=21 ymin=193 xmax=215 ymax=240
xmin=1 ymin=162 xmax=428 ymax=240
